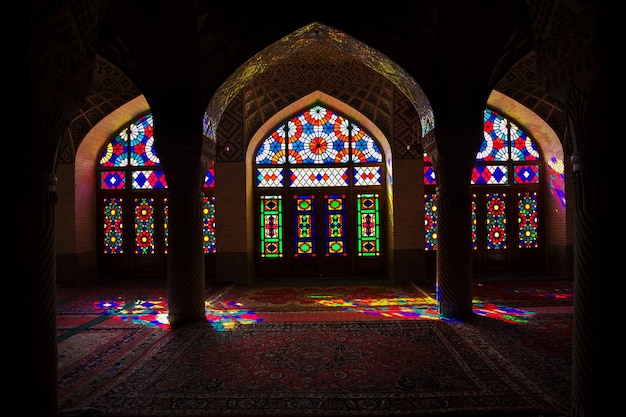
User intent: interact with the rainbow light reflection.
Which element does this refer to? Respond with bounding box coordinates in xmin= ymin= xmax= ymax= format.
xmin=92 ymin=288 xmax=567 ymax=329
xmin=315 ymin=295 xmax=440 ymax=320
xmin=93 ymin=298 xmax=263 ymax=331
xmin=313 ymin=294 xmax=536 ymax=323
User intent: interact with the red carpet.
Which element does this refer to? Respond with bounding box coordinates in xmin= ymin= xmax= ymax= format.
xmin=57 ymin=280 xmax=573 ymax=416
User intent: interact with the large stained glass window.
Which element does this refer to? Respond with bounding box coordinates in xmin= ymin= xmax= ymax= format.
xmin=255 ymin=104 xmax=384 ymax=277
xmin=423 ymin=108 xmax=542 ymax=271
xmin=98 ymin=113 xmax=216 ymax=278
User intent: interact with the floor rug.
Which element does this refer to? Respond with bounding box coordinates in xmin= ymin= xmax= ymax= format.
xmin=219 ymin=282 xmax=424 ymax=313
xmin=57 ymin=281 xmax=573 ymax=416
xmin=470 ymin=280 xmax=574 ymax=307
xmin=58 ymin=321 xmax=571 ymax=416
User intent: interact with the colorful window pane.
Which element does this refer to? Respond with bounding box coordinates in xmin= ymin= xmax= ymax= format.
xmin=255 ymin=105 xmax=383 ymax=264
xmin=203 ymin=197 xmax=216 ymax=253
xmin=325 ymin=194 xmax=346 ymax=256
xmin=128 ymin=114 xmax=158 ymax=166
xmin=471 ymin=195 xmax=477 ymax=249
xmin=98 ymin=113 xmax=214 ymax=191
xmin=509 ymin=126 xmax=539 ymax=161
xmin=485 ymin=193 xmax=507 ymax=250
xmin=103 ymin=198 xmax=124 ymax=254
xmin=98 ymin=113 xmax=217 ymax=258
xmin=260 ymin=196 xmax=283 ymax=258
xmin=424 ymin=194 xmax=438 ymax=251
xmin=424 ymin=164 xmax=436 ymax=185
xmin=354 ymin=167 xmax=382 ymax=186
xmin=290 ymin=167 xmax=349 ymax=187
xmin=423 ymin=108 xmax=542 ymax=255
xmin=164 ymin=198 xmax=168 ymax=254
xmin=517 ymin=192 xmax=538 ymax=248
xmin=257 ymin=168 xmax=284 ymax=187
xmin=204 ymin=169 xmax=215 ymax=188
xmin=132 ymin=170 xmax=167 ymax=189
xmin=471 ymin=166 xmax=509 ymax=185
xmin=477 ymin=109 xmax=509 ymax=162
xmin=357 ymin=194 xmax=380 ymax=257
xmin=100 ymin=133 xmax=129 ymax=167
xmin=294 ymin=195 xmax=315 ymax=257
xmin=255 ymin=126 xmax=287 ymax=165
xmin=134 ymin=197 xmax=155 ymax=254
xmin=101 ymin=171 xmax=126 ymax=190
xmin=255 ymin=105 xmax=382 ymax=167
xmin=351 ymin=127 xmax=382 ymax=163
xmin=291 ymin=109 xmax=348 ymax=164
xmin=513 ymin=165 xmax=539 ymax=184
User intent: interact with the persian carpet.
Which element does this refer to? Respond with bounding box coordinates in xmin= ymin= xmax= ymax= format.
xmin=469 ymin=280 xmax=574 ymax=307
xmin=219 ymin=282 xmax=422 ymax=312
xmin=57 ymin=281 xmax=573 ymax=417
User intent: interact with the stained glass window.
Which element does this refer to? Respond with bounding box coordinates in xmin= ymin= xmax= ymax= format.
xmin=255 ymin=104 xmax=384 ymax=269
xmin=356 ymin=193 xmax=380 ymax=257
xmin=294 ymin=195 xmax=316 ymax=257
xmin=202 ymin=197 xmax=217 ymax=253
xmin=473 ymin=108 xmax=540 ymax=185
xmin=134 ymin=197 xmax=155 ymax=254
xmin=255 ymin=105 xmax=382 ymax=187
xmin=485 ymin=193 xmax=507 ymax=250
xmin=423 ymin=154 xmax=436 ymax=185
xmin=423 ymin=108 xmax=541 ymax=258
xmin=98 ymin=112 xmax=216 ymax=261
xmin=517 ymin=192 xmax=538 ymax=249
xmin=103 ymin=198 xmax=124 ymax=254
xmin=471 ymin=195 xmax=477 ymax=249
xmin=164 ymin=198 xmax=169 ymax=254
xmin=424 ymin=194 xmax=438 ymax=251
xmin=260 ymin=195 xmax=283 ymax=258
xmin=325 ymin=194 xmax=347 ymax=257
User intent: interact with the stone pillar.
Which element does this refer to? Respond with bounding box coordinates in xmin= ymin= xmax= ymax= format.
xmin=428 ymin=127 xmax=482 ymax=319
xmin=156 ymin=135 xmax=213 ymax=328
xmin=20 ymin=100 xmax=70 ymax=416
xmin=22 ymin=173 xmax=61 ymax=417
xmin=530 ymin=4 xmax=619 ymax=414
xmin=567 ymin=87 xmax=616 ymax=417
xmin=28 ymin=7 xmax=97 ymax=412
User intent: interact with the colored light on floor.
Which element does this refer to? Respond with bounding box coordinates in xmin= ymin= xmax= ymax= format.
xmin=91 ymin=294 xmax=540 ymax=329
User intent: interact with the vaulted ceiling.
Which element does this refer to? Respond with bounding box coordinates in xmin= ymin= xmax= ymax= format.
xmin=60 ymin=1 xmax=569 ymax=164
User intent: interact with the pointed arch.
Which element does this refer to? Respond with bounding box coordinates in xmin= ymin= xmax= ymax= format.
xmin=488 ymin=90 xmax=567 ymax=261
xmin=246 ymin=91 xmax=393 ymax=279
